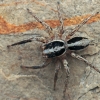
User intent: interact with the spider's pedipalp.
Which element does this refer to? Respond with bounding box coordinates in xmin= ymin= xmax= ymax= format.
xmin=27 ymin=9 xmax=54 ymax=39
xmin=66 ymin=12 xmax=99 ymax=39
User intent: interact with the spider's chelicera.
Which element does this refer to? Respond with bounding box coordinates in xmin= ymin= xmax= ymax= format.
xmin=7 ymin=2 xmax=100 ymax=98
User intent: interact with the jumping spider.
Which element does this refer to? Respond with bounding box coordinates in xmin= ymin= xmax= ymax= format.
xmin=7 ymin=2 xmax=100 ymax=98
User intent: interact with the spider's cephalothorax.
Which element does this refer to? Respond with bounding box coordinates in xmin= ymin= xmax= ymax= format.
xmin=42 ymin=40 xmax=66 ymax=58
xmin=7 ymin=2 xmax=100 ymax=99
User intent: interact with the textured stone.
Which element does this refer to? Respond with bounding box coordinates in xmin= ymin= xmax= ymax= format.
xmin=0 ymin=0 xmax=100 ymax=100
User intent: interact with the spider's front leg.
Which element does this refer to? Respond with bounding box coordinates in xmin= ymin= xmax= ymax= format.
xmin=27 ymin=9 xmax=54 ymax=39
xmin=71 ymin=52 xmax=100 ymax=73
xmin=7 ymin=36 xmax=46 ymax=48
xmin=62 ymin=59 xmax=70 ymax=98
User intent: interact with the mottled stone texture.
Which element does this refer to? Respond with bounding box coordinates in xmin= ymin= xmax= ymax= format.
xmin=0 ymin=0 xmax=100 ymax=100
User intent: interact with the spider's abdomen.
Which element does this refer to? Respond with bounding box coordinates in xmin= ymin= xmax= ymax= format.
xmin=43 ymin=40 xmax=66 ymax=58
xmin=67 ymin=37 xmax=90 ymax=50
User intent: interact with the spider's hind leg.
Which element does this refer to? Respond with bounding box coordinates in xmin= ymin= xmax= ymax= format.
xmin=62 ymin=59 xmax=70 ymax=98
xmin=21 ymin=59 xmax=51 ymax=69
xmin=71 ymin=52 xmax=100 ymax=73
xmin=54 ymin=61 xmax=61 ymax=90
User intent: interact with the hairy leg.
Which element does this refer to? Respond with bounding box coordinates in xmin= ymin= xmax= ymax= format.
xmin=71 ymin=52 xmax=100 ymax=73
xmin=7 ymin=36 xmax=46 ymax=48
xmin=21 ymin=59 xmax=51 ymax=69
xmin=27 ymin=9 xmax=54 ymax=39
xmin=66 ymin=12 xmax=99 ymax=39
xmin=57 ymin=2 xmax=64 ymax=38
xmin=62 ymin=59 xmax=70 ymax=98
xmin=54 ymin=61 xmax=61 ymax=90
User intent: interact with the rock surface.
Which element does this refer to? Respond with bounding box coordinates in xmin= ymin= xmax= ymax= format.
xmin=0 ymin=0 xmax=100 ymax=100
